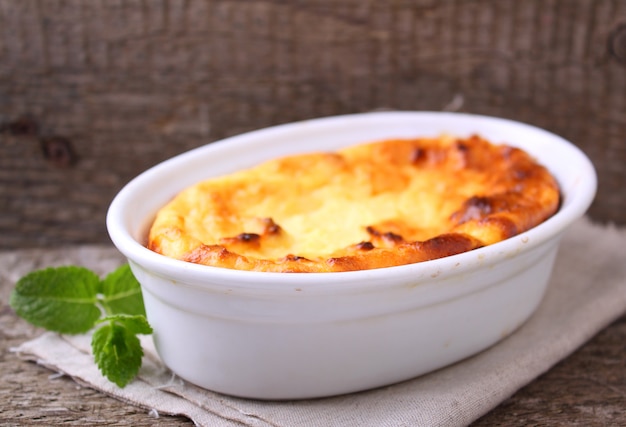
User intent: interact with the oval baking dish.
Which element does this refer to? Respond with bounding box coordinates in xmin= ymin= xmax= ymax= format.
xmin=107 ymin=111 xmax=596 ymax=399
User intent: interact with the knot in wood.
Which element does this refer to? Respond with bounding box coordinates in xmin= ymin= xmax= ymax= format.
xmin=0 ymin=115 xmax=39 ymax=136
xmin=609 ymin=24 xmax=626 ymax=65
xmin=40 ymin=136 xmax=77 ymax=168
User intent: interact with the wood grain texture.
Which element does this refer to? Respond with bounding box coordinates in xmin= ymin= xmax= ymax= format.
xmin=1 ymin=0 xmax=625 ymax=249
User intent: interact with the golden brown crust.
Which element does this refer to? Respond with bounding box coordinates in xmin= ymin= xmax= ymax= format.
xmin=147 ymin=135 xmax=560 ymax=272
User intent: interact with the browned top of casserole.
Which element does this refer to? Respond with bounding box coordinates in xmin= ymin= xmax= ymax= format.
xmin=147 ymin=135 xmax=560 ymax=272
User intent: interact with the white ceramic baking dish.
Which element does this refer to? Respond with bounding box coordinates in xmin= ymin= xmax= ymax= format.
xmin=107 ymin=111 xmax=596 ymax=399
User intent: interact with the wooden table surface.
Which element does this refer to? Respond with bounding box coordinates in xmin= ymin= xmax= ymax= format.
xmin=1 ymin=0 xmax=625 ymax=425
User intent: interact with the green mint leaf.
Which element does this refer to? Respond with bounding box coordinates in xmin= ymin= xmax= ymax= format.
xmin=91 ymin=319 xmax=147 ymax=388
xmin=11 ymin=263 xmax=154 ymax=388
xmin=99 ymin=314 xmax=153 ymax=335
xmin=9 ymin=266 xmax=101 ymax=334
xmin=99 ymin=264 xmax=146 ymax=316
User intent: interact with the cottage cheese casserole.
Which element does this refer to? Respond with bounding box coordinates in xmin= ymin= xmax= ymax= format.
xmin=147 ymin=134 xmax=560 ymax=272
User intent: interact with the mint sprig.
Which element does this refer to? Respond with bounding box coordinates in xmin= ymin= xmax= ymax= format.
xmin=9 ymin=264 xmax=152 ymax=388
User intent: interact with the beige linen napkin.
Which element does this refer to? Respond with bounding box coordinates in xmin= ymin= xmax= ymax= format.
xmin=8 ymin=217 xmax=626 ymax=427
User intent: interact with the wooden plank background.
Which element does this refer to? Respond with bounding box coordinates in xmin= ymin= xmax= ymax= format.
xmin=1 ymin=0 xmax=625 ymax=249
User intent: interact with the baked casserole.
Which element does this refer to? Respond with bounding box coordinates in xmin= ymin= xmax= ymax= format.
xmin=147 ymin=134 xmax=560 ymax=272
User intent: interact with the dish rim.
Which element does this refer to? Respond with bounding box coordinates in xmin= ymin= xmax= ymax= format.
xmin=106 ymin=111 xmax=597 ymax=293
